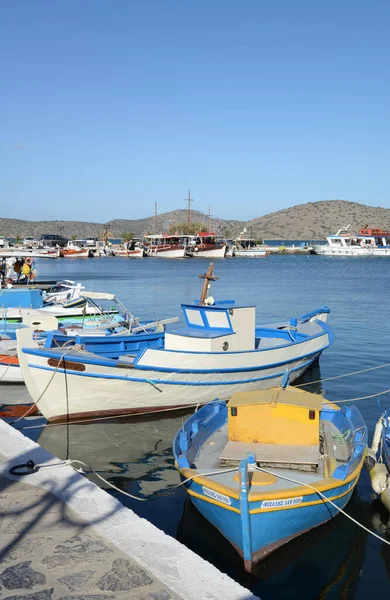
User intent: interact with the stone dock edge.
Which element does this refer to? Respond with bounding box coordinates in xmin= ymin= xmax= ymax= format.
xmin=0 ymin=419 xmax=259 ymax=600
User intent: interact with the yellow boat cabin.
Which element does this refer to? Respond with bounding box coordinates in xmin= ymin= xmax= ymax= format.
xmin=220 ymin=388 xmax=324 ymax=472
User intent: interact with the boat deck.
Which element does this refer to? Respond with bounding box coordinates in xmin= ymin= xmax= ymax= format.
xmin=193 ymin=424 xmax=337 ymax=493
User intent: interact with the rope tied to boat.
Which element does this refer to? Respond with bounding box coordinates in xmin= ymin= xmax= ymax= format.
xmin=9 ymin=349 xmax=70 ymax=425
xmin=251 ymin=464 xmax=390 ymax=548
xmin=295 ymin=362 xmax=390 ymax=389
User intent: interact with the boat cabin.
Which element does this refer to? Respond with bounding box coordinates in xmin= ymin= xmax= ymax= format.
xmin=164 ymin=301 xmax=256 ymax=353
xmin=0 ymin=288 xmax=43 ymax=309
xmin=220 ymin=389 xmax=323 ymax=471
xmin=143 ymin=234 xmax=187 ymax=245
xmin=188 ymin=232 xmax=225 ymax=247
xmin=39 ymin=234 xmax=68 ymax=248
xmin=326 ymin=226 xmax=390 ymax=249
xmin=235 ymin=238 xmax=261 ymax=249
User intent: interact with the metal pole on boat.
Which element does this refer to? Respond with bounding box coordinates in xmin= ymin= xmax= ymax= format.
xmin=239 ymin=452 xmax=255 ymax=572
xmin=185 ymin=190 xmax=193 ymax=233
xmin=198 ymin=262 xmax=219 ymax=305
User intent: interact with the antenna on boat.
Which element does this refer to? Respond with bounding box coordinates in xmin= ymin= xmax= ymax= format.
xmin=199 ymin=262 xmax=219 ymax=305
xmin=208 ymin=205 xmax=213 ymax=232
xmin=185 ymin=190 xmax=194 ymax=233
xmin=154 ymin=202 xmax=158 ymax=234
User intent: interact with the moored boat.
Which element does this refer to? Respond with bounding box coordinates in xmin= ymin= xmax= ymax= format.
xmin=2 ymin=290 xmax=178 ymax=384
xmin=60 ymin=242 xmax=90 ymax=258
xmin=186 ymin=232 xmax=226 ymax=258
xmin=174 ymin=388 xmax=367 ymax=571
xmin=144 ymin=234 xmax=187 ymax=258
xmin=232 ymin=231 xmax=269 ymax=257
xmin=312 ymin=225 xmax=390 ymax=256
xmin=16 ymin=264 xmax=333 ymax=422
xmin=112 ymin=239 xmax=145 ymax=257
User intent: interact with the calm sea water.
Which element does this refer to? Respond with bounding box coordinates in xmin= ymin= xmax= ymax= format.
xmin=2 ymin=255 xmax=390 ymax=599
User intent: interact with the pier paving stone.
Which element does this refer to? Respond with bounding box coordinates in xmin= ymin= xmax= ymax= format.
xmin=0 ymin=477 xmax=183 ymax=600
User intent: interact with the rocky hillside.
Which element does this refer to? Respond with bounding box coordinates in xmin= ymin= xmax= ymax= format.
xmin=1 ymin=201 xmax=390 ymax=240
xmin=0 ymin=210 xmax=243 ymax=239
xmin=246 ymin=200 xmax=390 ymax=240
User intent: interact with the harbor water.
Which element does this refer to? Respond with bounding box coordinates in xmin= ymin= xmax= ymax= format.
xmin=2 ymin=255 xmax=390 ymax=599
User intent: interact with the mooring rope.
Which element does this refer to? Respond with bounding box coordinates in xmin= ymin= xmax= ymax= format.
xmin=295 ymin=362 xmax=390 ymax=389
xmin=252 ymin=464 xmax=390 ymax=548
xmin=16 ymin=401 xmax=205 ymax=430
xmin=9 ymin=350 xmax=69 ymax=425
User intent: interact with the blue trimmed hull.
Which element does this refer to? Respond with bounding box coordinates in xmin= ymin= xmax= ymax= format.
xmin=187 ymin=479 xmax=356 ymax=565
xmin=174 ymin=400 xmax=367 ymax=570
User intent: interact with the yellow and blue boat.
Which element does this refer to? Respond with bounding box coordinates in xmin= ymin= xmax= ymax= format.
xmin=174 ymin=387 xmax=367 ymax=571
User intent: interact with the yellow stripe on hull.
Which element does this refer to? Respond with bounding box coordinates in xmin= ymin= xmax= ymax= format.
xmin=177 ymin=455 xmax=364 ymax=503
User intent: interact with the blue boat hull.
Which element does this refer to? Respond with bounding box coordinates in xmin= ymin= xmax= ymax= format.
xmin=174 ymin=400 xmax=367 ymax=570
xmin=187 ymin=478 xmax=356 ymax=568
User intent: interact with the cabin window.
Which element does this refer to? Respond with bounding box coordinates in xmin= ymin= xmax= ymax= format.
xmin=204 ymin=310 xmax=231 ymax=330
xmin=185 ymin=309 xmax=204 ymax=327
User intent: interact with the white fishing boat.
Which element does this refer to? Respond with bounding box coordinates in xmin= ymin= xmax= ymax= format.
xmin=60 ymin=241 xmax=90 ymax=258
xmin=144 ymin=234 xmax=187 ymax=258
xmin=186 ymin=232 xmax=226 ymax=258
xmin=311 ymin=225 xmax=390 ymax=256
xmin=234 ymin=240 xmax=269 ymax=258
xmin=17 ymin=264 xmax=333 ymax=422
xmin=22 ymin=237 xmax=40 ymax=248
xmin=2 ymin=291 xmax=177 ymax=383
xmin=0 ymin=287 xmax=121 ymax=329
xmin=232 ymin=229 xmax=268 ymax=257
xmin=112 ymin=239 xmax=145 ymax=257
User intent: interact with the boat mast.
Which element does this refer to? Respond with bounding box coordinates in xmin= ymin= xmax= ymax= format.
xmin=154 ymin=202 xmax=158 ymax=235
xmin=199 ymin=262 xmax=219 ymax=305
xmin=186 ymin=190 xmax=193 ymax=233
xmin=208 ymin=205 xmax=212 ymax=232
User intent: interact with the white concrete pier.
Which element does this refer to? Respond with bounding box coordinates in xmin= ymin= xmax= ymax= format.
xmin=0 ymin=419 xmax=258 ymax=600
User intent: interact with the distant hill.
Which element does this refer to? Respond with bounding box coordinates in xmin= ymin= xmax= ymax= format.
xmin=246 ymin=200 xmax=390 ymax=240
xmin=1 ymin=201 xmax=390 ymax=240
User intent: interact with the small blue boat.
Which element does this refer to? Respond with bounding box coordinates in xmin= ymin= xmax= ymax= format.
xmin=174 ymin=388 xmax=367 ymax=571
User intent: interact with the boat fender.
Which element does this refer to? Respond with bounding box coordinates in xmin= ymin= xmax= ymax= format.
xmin=194 ymin=247 xmax=199 ymax=252
xmin=22 ymin=263 xmax=31 ymax=276
xmin=364 ymin=448 xmax=376 ymax=471
xmin=380 ymin=488 xmax=390 ymax=512
xmin=371 ymin=419 xmax=384 ymax=454
xmin=369 ymin=462 xmax=388 ymax=495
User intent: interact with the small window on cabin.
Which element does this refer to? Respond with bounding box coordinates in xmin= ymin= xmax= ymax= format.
xmin=204 ymin=310 xmax=231 ymax=330
xmin=185 ymin=309 xmax=204 ymax=327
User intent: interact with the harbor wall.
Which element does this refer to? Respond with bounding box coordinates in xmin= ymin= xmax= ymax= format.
xmin=0 ymin=418 xmax=259 ymax=600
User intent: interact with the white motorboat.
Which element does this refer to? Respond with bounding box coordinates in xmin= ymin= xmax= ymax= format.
xmin=311 ymin=225 xmax=390 ymax=256
xmin=17 ymin=264 xmax=333 ymax=422
xmin=144 ymin=234 xmax=187 ymax=258
xmin=186 ymin=232 xmax=226 ymax=258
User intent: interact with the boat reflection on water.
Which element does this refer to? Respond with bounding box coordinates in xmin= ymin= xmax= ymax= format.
xmin=177 ymin=490 xmax=367 ymax=600
xmin=37 ymin=410 xmax=192 ymax=497
xmin=291 ymin=357 xmax=323 ymax=395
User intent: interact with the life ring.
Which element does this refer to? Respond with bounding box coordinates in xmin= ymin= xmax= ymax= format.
xmin=25 ymin=257 xmax=33 ymax=266
xmin=194 ymin=247 xmax=199 ymax=252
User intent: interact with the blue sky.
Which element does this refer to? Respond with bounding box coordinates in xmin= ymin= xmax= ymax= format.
xmin=1 ymin=1 xmax=389 ymax=222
